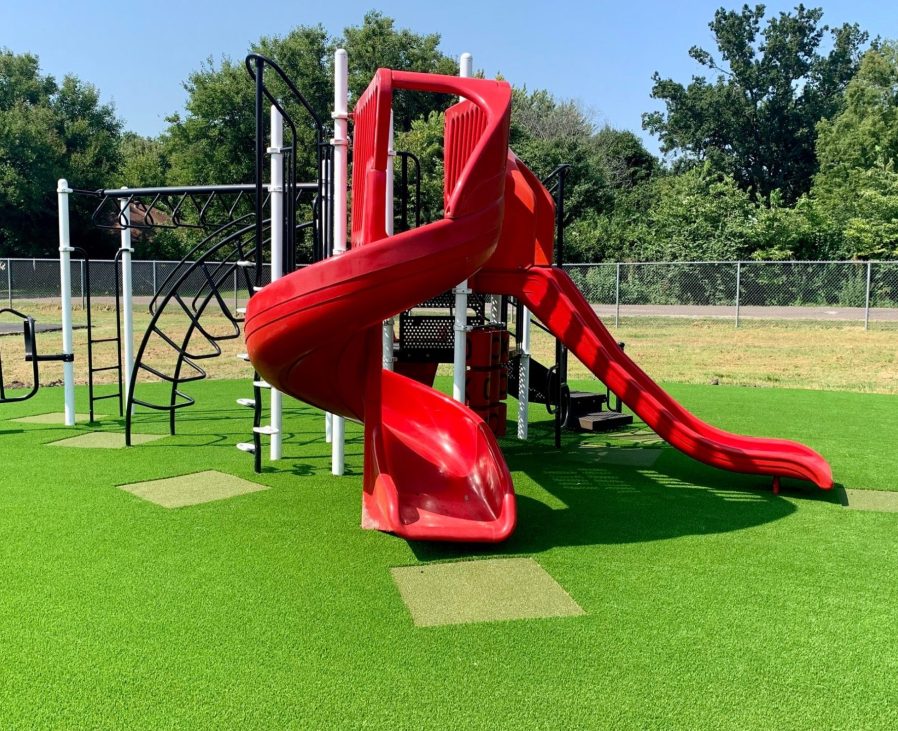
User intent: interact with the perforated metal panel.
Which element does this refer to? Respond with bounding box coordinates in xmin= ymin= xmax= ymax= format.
xmin=397 ymin=291 xmax=487 ymax=362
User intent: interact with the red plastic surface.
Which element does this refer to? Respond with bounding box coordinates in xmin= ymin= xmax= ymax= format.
xmin=245 ymin=70 xmax=516 ymax=542
xmin=472 ymin=264 xmax=833 ymax=488
xmin=246 ymin=70 xmax=831 ymax=545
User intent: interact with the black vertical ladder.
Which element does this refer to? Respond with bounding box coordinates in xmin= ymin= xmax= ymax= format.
xmin=74 ymin=248 xmax=124 ymax=423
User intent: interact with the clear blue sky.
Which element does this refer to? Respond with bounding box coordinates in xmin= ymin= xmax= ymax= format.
xmin=3 ymin=1 xmax=896 ymax=155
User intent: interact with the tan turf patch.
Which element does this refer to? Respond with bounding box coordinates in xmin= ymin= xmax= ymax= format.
xmin=842 ymin=489 xmax=898 ymax=513
xmin=14 ymin=412 xmax=97 ymax=424
xmin=118 ymin=470 xmax=268 ymax=508
xmin=391 ymin=558 xmax=584 ymax=627
xmin=49 ymin=432 xmax=164 ymax=449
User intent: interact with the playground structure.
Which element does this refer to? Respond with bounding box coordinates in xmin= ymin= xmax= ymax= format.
xmin=244 ymin=62 xmax=834 ymax=542
xmin=3 ymin=49 xmax=834 ymax=544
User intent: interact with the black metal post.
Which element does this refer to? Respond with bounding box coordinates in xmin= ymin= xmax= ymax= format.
xmin=552 ymin=165 xmax=570 ymax=448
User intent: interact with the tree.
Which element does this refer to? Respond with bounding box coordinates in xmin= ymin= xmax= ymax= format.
xmin=510 ymin=88 xmax=611 ymax=231
xmin=393 ymin=110 xmax=445 ymax=224
xmin=0 ymin=50 xmax=121 ymax=256
xmin=117 ymin=133 xmax=169 ymax=188
xmin=340 ymin=11 xmax=456 ymax=131
xmin=163 ymin=14 xmax=457 ymax=195
xmin=643 ymin=4 xmax=868 ymax=203
xmin=811 ymin=43 xmax=898 ymax=259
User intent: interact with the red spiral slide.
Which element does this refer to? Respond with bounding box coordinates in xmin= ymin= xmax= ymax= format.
xmin=245 ymin=68 xmax=831 ymax=544
xmin=245 ymin=70 xmax=518 ymax=541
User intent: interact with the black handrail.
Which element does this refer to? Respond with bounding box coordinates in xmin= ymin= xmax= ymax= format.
xmin=0 ymin=308 xmax=40 ymax=403
xmin=245 ymin=52 xmax=329 ymax=277
xmin=396 ymin=150 xmax=423 ymax=232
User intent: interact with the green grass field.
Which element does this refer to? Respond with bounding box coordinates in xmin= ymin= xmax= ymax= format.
xmin=1 ymin=377 xmax=898 ymax=729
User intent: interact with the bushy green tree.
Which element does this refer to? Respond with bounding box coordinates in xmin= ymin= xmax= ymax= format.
xmin=643 ymin=4 xmax=868 ymax=203
xmin=511 ymin=89 xmax=656 ymax=237
xmin=810 ymin=43 xmax=898 ymax=258
xmin=117 ymin=133 xmax=169 ymax=188
xmin=163 ymin=14 xmax=456 ymax=192
xmin=341 ymin=11 xmax=456 ymax=131
xmin=0 ymin=50 xmax=121 ymax=256
xmin=393 ymin=110 xmax=445 ymax=225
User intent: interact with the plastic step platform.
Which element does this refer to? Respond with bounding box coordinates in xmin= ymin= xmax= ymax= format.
xmin=578 ymin=411 xmax=634 ymax=432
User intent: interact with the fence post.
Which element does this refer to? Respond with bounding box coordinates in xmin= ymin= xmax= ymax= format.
xmin=152 ymin=260 xmax=157 ymax=296
xmin=80 ymin=259 xmax=85 ymax=309
xmin=864 ymin=261 xmax=872 ymax=331
xmin=735 ymin=261 xmax=742 ymax=328
xmin=6 ymin=259 xmax=11 ymax=308
xmin=615 ymin=263 xmax=621 ymax=328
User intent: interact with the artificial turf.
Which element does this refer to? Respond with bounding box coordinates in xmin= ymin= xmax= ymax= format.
xmin=1 ymin=377 xmax=897 ymax=729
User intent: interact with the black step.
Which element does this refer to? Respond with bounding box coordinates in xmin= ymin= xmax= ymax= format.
xmin=568 ymin=390 xmax=606 ymax=415
xmin=89 ymin=365 xmax=120 ymax=373
xmin=578 ymin=411 xmax=634 ymax=432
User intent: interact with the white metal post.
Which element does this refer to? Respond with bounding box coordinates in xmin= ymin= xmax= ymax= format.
xmin=57 ymin=179 xmax=75 ymax=425
xmin=119 ymin=190 xmax=135 ymax=412
xmin=452 ymin=53 xmax=474 ymax=403
xmin=331 ymin=48 xmax=349 ymax=476
xmin=383 ymin=111 xmax=396 ymax=371
xmin=517 ymin=306 xmax=532 ymax=440
xmin=269 ymin=107 xmax=285 ymax=460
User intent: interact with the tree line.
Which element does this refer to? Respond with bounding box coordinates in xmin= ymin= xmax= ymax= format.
xmin=1 ymin=7 xmax=896 ymax=262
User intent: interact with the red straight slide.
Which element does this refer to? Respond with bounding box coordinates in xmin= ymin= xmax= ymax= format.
xmin=475 ymin=266 xmax=834 ymax=489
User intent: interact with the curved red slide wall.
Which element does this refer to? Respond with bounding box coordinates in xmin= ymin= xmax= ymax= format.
xmin=245 ymin=70 xmax=518 ymax=541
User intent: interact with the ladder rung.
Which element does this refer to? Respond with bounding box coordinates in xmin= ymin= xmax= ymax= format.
xmin=253 ymin=380 xmax=271 ymax=389
xmin=236 ymin=260 xmax=254 ymax=268
xmin=91 ymin=393 xmax=121 ymax=401
xmin=236 ymin=398 xmax=256 ymax=408
xmin=90 ymin=338 xmax=119 ymax=344
xmin=253 ymin=425 xmax=279 ymax=435
xmin=90 ymin=366 xmax=120 ymax=373
xmin=253 ymin=286 xmax=264 ymax=292
xmin=236 ymin=307 xmax=247 ymax=315
xmin=237 ymin=353 xmax=251 ymax=361
xmin=236 ymin=442 xmax=256 ymax=453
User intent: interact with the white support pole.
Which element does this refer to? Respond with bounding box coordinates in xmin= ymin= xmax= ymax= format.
xmin=517 ymin=306 xmax=532 ymax=440
xmin=57 ymin=179 xmax=76 ymax=426
xmin=382 ymin=111 xmax=396 ymax=372
xmin=269 ymin=107 xmax=285 ymax=460
xmin=330 ymin=48 xmax=349 ymax=476
xmin=119 ymin=189 xmax=135 ymax=412
xmin=452 ymin=53 xmax=474 ymax=404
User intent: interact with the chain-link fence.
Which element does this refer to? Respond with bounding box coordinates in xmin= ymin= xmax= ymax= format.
xmin=0 ymin=258 xmax=272 ymax=311
xmin=565 ymin=261 xmax=898 ymax=329
xmin=2 ymin=257 xmax=897 ymax=329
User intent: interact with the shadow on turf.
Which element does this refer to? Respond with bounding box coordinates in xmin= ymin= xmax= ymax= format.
xmin=410 ymin=419 xmax=836 ymax=561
